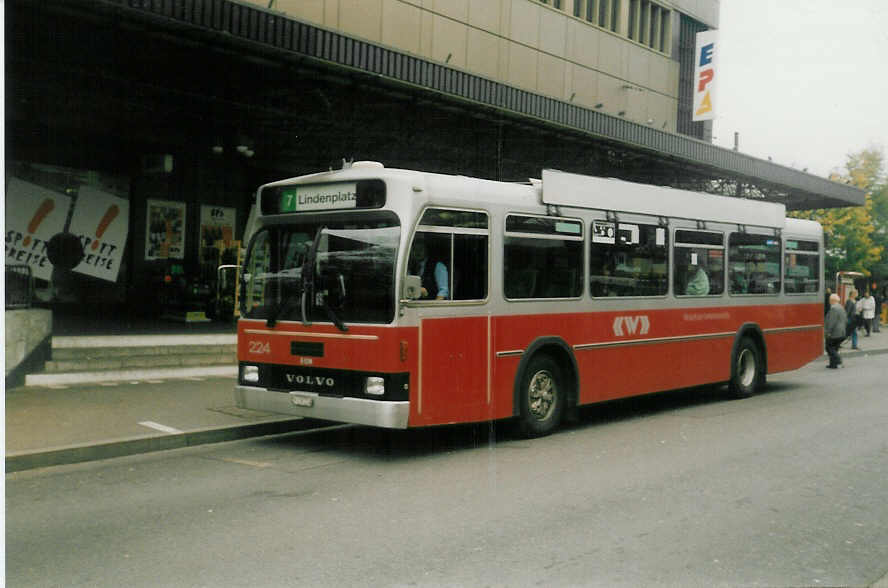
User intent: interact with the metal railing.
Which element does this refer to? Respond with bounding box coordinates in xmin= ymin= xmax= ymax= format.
xmin=5 ymin=264 xmax=35 ymax=309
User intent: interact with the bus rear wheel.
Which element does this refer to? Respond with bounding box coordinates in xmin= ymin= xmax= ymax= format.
xmin=516 ymin=354 xmax=565 ymax=438
xmin=729 ymin=337 xmax=763 ymax=398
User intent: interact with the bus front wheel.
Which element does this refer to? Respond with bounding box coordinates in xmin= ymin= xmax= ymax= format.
xmin=729 ymin=337 xmax=764 ymax=398
xmin=516 ymin=354 xmax=565 ymax=438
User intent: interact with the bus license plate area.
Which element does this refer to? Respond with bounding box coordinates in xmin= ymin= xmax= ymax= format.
xmin=290 ymin=393 xmax=314 ymax=407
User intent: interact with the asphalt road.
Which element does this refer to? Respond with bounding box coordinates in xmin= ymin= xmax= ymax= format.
xmin=7 ymin=354 xmax=888 ymax=587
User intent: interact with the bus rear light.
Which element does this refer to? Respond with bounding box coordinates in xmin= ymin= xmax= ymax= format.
xmin=365 ymin=376 xmax=385 ymax=396
xmin=242 ymin=365 xmax=259 ymax=383
xmin=400 ymin=340 xmax=408 ymax=362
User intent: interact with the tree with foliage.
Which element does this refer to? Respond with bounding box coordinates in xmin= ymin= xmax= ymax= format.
xmin=791 ymin=147 xmax=887 ymax=281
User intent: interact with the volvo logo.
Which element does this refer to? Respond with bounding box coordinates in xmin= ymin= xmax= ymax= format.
xmin=613 ymin=315 xmax=650 ymax=337
xmin=286 ymin=374 xmax=335 ymax=387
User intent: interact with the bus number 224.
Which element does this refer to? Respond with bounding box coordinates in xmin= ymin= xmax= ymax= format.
xmin=248 ymin=341 xmax=271 ymax=355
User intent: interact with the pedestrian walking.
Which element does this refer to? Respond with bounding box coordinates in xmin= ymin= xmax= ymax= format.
xmin=872 ymin=283 xmax=881 ymax=332
xmin=844 ymin=290 xmax=859 ymax=349
xmin=860 ymin=290 xmax=876 ymax=337
xmin=824 ymin=293 xmax=847 ymax=369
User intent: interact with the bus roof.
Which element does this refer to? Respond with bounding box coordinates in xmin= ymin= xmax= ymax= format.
xmin=541 ymin=169 xmax=786 ymax=229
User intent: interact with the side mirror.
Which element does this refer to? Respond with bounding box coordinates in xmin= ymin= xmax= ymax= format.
xmin=403 ymin=275 xmax=422 ymax=300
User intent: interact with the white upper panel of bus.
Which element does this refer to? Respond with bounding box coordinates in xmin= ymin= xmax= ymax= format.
xmin=541 ymin=169 xmax=786 ymax=229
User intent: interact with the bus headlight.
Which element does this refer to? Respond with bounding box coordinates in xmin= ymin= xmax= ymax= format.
xmin=364 ymin=376 xmax=385 ymax=396
xmin=242 ymin=365 xmax=259 ymax=383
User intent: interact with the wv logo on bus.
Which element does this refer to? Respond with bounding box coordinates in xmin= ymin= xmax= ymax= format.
xmin=612 ymin=315 xmax=650 ymax=337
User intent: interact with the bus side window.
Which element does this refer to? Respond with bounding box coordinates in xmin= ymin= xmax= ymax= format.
xmin=590 ymin=222 xmax=668 ymax=297
xmin=409 ymin=208 xmax=489 ymax=302
xmin=673 ymin=230 xmax=724 ymax=297
xmin=728 ymin=233 xmax=781 ymax=295
xmin=784 ymin=240 xmax=820 ymax=294
xmin=504 ymin=215 xmax=583 ymax=300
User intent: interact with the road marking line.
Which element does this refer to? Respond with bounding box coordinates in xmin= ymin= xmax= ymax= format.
xmin=138 ymin=421 xmax=183 ymax=434
xmin=218 ymin=457 xmax=273 ymax=469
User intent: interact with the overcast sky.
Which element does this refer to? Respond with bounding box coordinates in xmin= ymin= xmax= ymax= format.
xmin=712 ymin=0 xmax=888 ymax=178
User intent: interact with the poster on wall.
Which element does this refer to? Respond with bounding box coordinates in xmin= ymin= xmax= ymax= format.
xmin=199 ymin=205 xmax=236 ymax=247
xmin=146 ymin=199 xmax=186 ymax=260
xmin=5 ymin=177 xmax=73 ymax=281
xmin=68 ymin=187 xmax=130 ymax=282
xmin=692 ymin=29 xmax=718 ymax=122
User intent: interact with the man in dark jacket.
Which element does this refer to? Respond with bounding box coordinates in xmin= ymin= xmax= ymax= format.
xmin=825 ymin=293 xmax=847 ymax=369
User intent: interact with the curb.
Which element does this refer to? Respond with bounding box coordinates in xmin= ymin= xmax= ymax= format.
xmin=5 ymin=417 xmax=332 ymax=473
xmin=24 ymin=365 xmax=238 ymax=387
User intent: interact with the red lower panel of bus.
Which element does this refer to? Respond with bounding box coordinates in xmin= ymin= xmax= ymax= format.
xmin=239 ymin=303 xmax=822 ymax=428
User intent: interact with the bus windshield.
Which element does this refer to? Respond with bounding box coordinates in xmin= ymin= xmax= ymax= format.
xmin=241 ymin=212 xmax=400 ymax=326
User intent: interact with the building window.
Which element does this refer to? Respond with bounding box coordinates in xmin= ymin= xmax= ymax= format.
xmin=573 ymin=0 xmax=618 ymax=32
xmin=628 ymin=0 xmax=670 ymax=52
xmin=539 ymin=0 xmax=563 ymax=9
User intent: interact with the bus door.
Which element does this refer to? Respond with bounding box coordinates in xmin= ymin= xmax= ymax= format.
xmin=418 ymin=315 xmax=490 ymax=425
xmin=405 ymin=207 xmax=490 ymax=425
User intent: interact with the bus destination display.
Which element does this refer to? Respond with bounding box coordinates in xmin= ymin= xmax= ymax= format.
xmin=262 ymin=179 xmax=386 ymax=214
xmin=280 ymin=183 xmax=357 ymax=212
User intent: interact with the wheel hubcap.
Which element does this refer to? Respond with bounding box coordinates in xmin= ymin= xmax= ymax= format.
xmin=528 ymin=370 xmax=556 ymax=420
xmin=737 ymin=349 xmax=756 ymax=388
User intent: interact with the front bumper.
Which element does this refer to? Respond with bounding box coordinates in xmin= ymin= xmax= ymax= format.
xmin=234 ymin=385 xmax=410 ymax=429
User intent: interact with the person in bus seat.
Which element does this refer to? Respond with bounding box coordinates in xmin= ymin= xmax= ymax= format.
xmin=685 ymin=261 xmax=710 ymax=295
xmin=409 ymin=236 xmax=449 ymax=300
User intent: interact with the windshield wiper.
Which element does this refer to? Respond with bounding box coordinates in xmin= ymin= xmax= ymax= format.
xmin=322 ymin=298 xmax=349 ymax=332
xmin=265 ymin=293 xmax=298 ymax=328
xmin=300 ymin=227 xmax=324 ymax=327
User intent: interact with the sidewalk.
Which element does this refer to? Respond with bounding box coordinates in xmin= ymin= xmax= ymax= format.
xmin=6 ymin=328 xmax=888 ymax=473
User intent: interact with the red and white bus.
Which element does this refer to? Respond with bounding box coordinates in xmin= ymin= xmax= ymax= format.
xmin=234 ymin=162 xmax=823 ymax=436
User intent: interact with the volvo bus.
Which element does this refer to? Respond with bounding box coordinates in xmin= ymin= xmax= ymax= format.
xmin=234 ymin=162 xmax=823 ymax=437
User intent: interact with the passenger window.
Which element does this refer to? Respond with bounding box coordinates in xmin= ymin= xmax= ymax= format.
xmin=589 ymin=221 xmax=668 ymax=297
xmin=673 ymin=230 xmax=724 ymax=296
xmin=407 ymin=208 xmax=488 ymax=301
xmin=729 ymin=233 xmax=781 ymax=295
xmin=784 ymin=240 xmax=820 ymax=294
xmin=504 ymin=215 xmax=583 ymax=299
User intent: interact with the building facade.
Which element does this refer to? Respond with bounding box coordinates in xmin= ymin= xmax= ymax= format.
xmin=4 ymin=0 xmax=860 ymax=323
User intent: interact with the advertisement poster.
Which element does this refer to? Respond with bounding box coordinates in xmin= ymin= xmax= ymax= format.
xmin=199 ymin=205 xmax=236 ymax=247
xmin=68 ymin=187 xmax=130 ymax=282
xmin=146 ymin=199 xmax=186 ymax=260
xmin=692 ymin=29 xmax=718 ymax=122
xmin=5 ymin=177 xmax=72 ymax=281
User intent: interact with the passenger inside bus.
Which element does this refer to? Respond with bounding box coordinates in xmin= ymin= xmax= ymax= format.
xmin=408 ymin=233 xmax=450 ymax=300
xmin=685 ymin=262 xmax=710 ymax=295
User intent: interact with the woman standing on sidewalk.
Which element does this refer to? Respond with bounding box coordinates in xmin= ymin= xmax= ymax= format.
xmin=860 ymin=290 xmax=876 ymax=337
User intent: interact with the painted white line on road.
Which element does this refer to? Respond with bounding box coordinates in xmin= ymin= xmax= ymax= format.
xmin=138 ymin=421 xmax=183 ymax=434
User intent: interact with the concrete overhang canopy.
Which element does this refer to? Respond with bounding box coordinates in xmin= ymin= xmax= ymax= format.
xmin=66 ymin=0 xmax=865 ymax=210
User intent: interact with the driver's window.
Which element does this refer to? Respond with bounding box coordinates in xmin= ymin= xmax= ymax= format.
xmin=408 ymin=208 xmax=488 ymax=302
